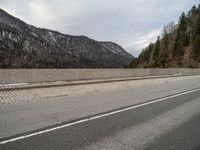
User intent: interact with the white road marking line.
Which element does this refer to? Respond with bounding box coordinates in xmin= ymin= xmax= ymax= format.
xmin=0 ymin=88 xmax=200 ymax=145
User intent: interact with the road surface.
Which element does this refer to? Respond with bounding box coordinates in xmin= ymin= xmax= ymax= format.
xmin=1 ymin=75 xmax=200 ymax=149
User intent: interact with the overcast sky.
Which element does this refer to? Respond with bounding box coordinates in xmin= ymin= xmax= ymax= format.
xmin=0 ymin=0 xmax=199 ymax=56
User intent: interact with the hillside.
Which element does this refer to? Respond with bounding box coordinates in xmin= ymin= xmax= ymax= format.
xmin=0 ymin=9 xmax=133 ymax=68
xmin=129 ymin=4 xmax=200 ymax=68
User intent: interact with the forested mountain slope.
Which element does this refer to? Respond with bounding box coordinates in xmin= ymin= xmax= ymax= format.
xmin=129 ymin=4 xmax=200 ymax=68
xmin=0 ymin=9 xmax=133 ymax=68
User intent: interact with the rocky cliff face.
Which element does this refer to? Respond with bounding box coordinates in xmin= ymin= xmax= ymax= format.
xmin=0 ymin=9 xmax=133 ymax=68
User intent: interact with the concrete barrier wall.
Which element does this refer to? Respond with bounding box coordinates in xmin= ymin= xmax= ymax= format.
xmin=0 ymin=69 xmax=200 ymax=84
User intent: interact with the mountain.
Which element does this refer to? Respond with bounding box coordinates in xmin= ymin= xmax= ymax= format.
xmin=129 ymin=4 xmax=200 ymax=68
xmin=0 ymin=9 xmax=133 ymax=68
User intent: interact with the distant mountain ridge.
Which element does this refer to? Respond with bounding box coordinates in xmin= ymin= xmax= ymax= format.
xmin=129 ymin=4 xmax=200 ymax=68
xmin=0 ymin=9 xmax=133 ymax=68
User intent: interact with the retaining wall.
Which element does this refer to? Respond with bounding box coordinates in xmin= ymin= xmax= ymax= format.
xmin=0 ymin=69 xmax=200 ymax=84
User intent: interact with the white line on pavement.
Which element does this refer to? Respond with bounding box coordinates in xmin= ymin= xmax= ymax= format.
xmin=0 ymin=88 xmax=200 ymax=145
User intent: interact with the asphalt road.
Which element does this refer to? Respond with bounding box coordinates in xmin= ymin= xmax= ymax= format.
xmin=1 ymin=76 xmax=200 ymax=149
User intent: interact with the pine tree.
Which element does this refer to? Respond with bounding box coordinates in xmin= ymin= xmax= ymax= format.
xmin=174 ymin=12 xmax=188 ymax=57
xmin=162 ymin=26 xmax=169 ymax=49
xmin=196 ymin=16 xmax=200 ymax=35
xmin=148 ymin=43 xmax=154 ymax=57
xmin=191 ymin=5 xmax=200 ymax=62
xmin=179 ymin=12 xmax=187 ymax=32
xmin=192 ymin=35 xmax=200 ymax=61
xmin=151 ymin=36 xmax=160 ymax=63
xmin=188 ymin=5 xmax=197 ymax=16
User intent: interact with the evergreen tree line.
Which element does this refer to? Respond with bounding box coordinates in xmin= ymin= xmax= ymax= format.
xmin=129 ymin=4 xmax=200 ymax=68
